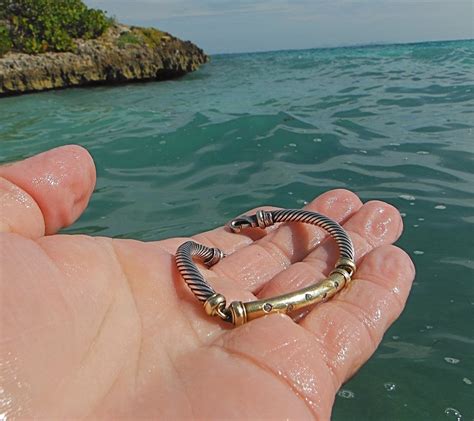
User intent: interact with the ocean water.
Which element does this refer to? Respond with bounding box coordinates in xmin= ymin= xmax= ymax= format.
xmin=1 ymin=39 xmax=473 ymax=419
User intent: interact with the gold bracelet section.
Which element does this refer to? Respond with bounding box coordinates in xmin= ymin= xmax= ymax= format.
xmin=225 ymin=268 xmax=353 ymax=326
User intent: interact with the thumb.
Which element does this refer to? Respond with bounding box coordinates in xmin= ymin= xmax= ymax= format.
xmin=0 ymin=145 xmax=96 ymax=237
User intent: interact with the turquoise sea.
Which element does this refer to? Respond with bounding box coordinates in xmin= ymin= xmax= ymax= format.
xmin=1 ymin=39 xmax=473 ymax=419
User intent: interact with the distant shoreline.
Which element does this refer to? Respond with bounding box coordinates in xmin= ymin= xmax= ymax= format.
xmin=0 ymin=24 xmax=208 ymax=97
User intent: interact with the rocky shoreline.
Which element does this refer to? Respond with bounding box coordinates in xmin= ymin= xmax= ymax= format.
xmin=0 ymin=25 xmax=208 ymax=96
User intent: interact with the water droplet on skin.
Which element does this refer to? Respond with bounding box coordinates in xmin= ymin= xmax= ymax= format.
xmin=444 ymin=357 xmax=460 ymax=364
xmin=337 ymin=389 xmax=355 ymax=399
xmin=462 ymin=377 xmax=472 ymax=385
xmin=435 ymin=204 xmax=447 ymax=210
xmin=414 ymin=250 xmax=424 ymax=255
xmin=400 ymin=194 xmax=415 ymax=201
xmin=384 ymin=382 xmax=396 ymax=391
xmin=373 ymin=308 xmax=382 ymax=322
xmin=445 ymin=407 xmax=462 ymax=420
xmin=32 ymin=172 xmax=60 ymax=187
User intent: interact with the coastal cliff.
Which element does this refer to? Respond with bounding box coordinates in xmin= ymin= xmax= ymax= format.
xmin=0 ymin=24 xmax=208 ymax=96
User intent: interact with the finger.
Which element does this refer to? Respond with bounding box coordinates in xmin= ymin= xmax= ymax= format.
xmin=0 ymin=177 xmax=45 ymax=238
xmin=258 ymin=200 xmax=403 ymax=300
xmin=0 ymin=145 xmax=96 ymax=235
xmin=300 ymin=244 xmax=415 ymax=385
xmin=212 ymin=189 xmax=363 ymax=293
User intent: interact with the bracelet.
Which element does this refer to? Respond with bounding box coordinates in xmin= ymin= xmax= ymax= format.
xmin=175 ymin=209 xmax=356 ymax=326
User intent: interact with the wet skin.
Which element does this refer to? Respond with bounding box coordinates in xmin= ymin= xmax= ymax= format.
xmin=0 ymin=145 xmax=415 ymax=419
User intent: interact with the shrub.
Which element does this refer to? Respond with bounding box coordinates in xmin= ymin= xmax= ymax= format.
xmin=116 ymin=27 xmax=170 ymax=49
xmin=133 ymin=27 xmax=166 ymax=48
xmin=0 ymin=23 xmax=12 ymax=56
xmin=117 ymin=32 xmax=141 ymax=48
xmin=1 ymin=0 xmax=111 ymax=54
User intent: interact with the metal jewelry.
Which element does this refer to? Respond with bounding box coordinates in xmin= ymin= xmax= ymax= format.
xmin=175 ymin=209 xmax=356 ymax=326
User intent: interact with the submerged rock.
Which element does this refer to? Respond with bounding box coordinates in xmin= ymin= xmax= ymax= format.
xmin=0 ymin=25 xmax=208 ymax=96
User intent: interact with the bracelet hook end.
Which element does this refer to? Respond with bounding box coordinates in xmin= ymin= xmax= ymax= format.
xmin=227 ymin=215 xmax=258 ymax=233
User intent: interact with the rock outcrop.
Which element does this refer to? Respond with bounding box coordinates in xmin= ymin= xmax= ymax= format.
xmin=0 ymin=25 xmax=208 ymax=96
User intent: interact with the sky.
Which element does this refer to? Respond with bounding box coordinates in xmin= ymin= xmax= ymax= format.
xmin=85 ymin=0 xmax=473 ymax=54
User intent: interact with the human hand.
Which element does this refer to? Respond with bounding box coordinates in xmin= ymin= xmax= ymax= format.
xmin=0 ymin=145 xmax=415 ymax=419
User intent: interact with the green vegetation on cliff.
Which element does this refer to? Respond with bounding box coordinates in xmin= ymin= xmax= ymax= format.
xmin=117 ymin=27 xmax=170 ymax=49
xmin=0 ymin=0 xmax=111 ymax=56
xmin=0 ymin=23 xmax=12 ymax=56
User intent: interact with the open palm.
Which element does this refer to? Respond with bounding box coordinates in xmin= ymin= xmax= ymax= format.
xmin=0 ymin=145 xmax=414 ymax=420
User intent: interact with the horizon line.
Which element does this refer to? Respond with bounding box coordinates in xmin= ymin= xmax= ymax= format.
xmin=209 ymin=37 xmax=474 ymax=56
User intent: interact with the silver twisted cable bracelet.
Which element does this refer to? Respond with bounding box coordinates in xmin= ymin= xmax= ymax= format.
xmin=175 ymin=209 xmax=356 ymax=326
